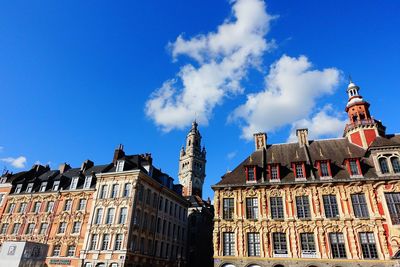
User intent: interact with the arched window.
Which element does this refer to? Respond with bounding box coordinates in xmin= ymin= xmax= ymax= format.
xmin=110 ymin=263 xmax=118 ymax=267
xmin=379 ymin=158 xmax=389 ymax=174
xmin=391 ymin=157 xmax=400 ymax=173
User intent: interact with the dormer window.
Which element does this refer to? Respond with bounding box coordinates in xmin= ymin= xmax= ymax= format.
xmin=379 ymin=158 xmax=390 ymax=174
xmin=52 ymin=181 xmax=60 ymax=191
xmin=26 ymin=183 xmax=34 ymax=193
xmin=268 ymin=164 xmax=280 ymax=181
xmin=15 ymin=184 xmax=22 ymax=194
xmin=392 ymin=157 xmax=400 ymax=173
xmin=70 ymin=177 xmax=79 ymax=190
xmin=116 ymin=160 xmax=125 ymax=172
xmin=316 ymin=160 xmax=332 ymax=179
xmin=83 ymin=176 xmax=92 ymax=189
xmin=40 ymin=182 xmax=47 ymax=192
xmin=293 ymin=162 xmax=306 ymax=180
xmin=346 ymin=158 xmax=362 ymax=177
xmin=245 ymin=166 xmax=256 ymax=183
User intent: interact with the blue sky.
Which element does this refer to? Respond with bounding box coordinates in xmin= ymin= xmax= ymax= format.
xmin=0 ymin=0 xmax=399 ymax=200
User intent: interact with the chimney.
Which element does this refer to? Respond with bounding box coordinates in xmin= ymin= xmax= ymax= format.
xmin=81 ymin=159 xmax=94 ymax=171
xmin=113 ymin=144 xmax=125 ymax=165
xmin=296 ymin=128 xmax=309 ymax=147
xmin=254 ymin=132 xmax=267 ymax=151
xmin=58 ymin=163 xmax=71 ymax=174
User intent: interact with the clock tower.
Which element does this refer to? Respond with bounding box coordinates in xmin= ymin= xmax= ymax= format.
xmin=178 ymin=120 xmax=206 ymax=198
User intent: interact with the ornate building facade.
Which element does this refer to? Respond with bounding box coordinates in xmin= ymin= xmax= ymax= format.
xmin=212 ymin=81 xmax=400 ymax=267
xmin=0 ymin=146 xmax=188 ymax=267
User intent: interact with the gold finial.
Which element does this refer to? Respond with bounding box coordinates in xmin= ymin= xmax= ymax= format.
xmin=271 ymin=152 xmax=275 ymax=162
xmin=295 ymin=150 xmax=299 ymax=159
xmin=249 ymin=155 xmax=253 ymax=163
xmin=319 ymin=148 xmax=324 ymax=157
xmin=347 ymin=146 xmax=352 ymax=156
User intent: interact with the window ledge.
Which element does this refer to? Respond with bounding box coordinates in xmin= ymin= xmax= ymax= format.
xmin=350 ymin=175 xmax=363 ymax=178
xmin=320 ymin=176 xmax=332 ymax=180
xmin=295 ymin=177 xmax=307 ymax=182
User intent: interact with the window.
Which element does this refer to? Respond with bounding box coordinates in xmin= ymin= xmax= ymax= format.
xmin=164 ymin=199 xmax=168 ymax=213
xmin=70 ymin=177 xmax=79 ymax=190
xmin=7 ymin=203 xmax=16 ymax=213
xmin=246 ymin=197 xmax=258 ymax=219
xmin=46 ymin=201 xmax=54 ymax=212
xmin=111 ymin=184 xmax=119 ymax=198
xmin=99 ymin=185 xmax=108 ymax=199
xmin=106 ymin=208 xmax=115 ymax=224
xmin=270 ymin=165 xmax=279 ymax=180
xmin=52 ymin=245 xmax=61 ymax=256
xmin=116 ymin=160 xmax=124 ymax=172
xmin=296 ymin=196 xmax=311 ymax=219
xmin=95 ymin=208 xmax=103 ymax=224
xmin=349 ymin=159 xmax=360 ymax=176
xmin=90 ymin=234 xmax=98 ymax=250
xmin=123 ymin=183 xmax=131 ymax=197
xmin=39 ymin=223 xmax=48 ymax=234
xmin=247 ymin=232 xmax=260 ymax=256
xmin=119 ymin=207 xmax=127 ymax=224
xmin=52 ymin=181 xmax=60 ymax=191
xmin=102 ymin=234 xmax=110 ymax=250
xmin=83 ymin=176 xmax=92 ymax=189
xmin=270 ymin=197 xmax=284 ymax=219
xmin=379 ymin=158 xmax=389 ymax=174
xmin=223 ymin=198 xmax=234 ymax=220
xmin=67 ymin=245 xmax=75 ymax=257
xmin=0 ymin=194 xmax=4 ymax=205
xmin=72 ymin=222 xmax=81 ymax=233
xmin=323 ymin=195 xmax=339 ymax=218
xmin=115 ymin=234 xmax=123 ymax=250
xmin=26 ymin=223 xmax=35 ymax=234
xmin=351 ymin=194 xmax=369 ymax=218
xmin=295 ymin=163 xmax=305 ymax=178
xmin=64 ymin=200 xmax=72 ymax=211
xmin=138 ymin=184 xmax=144 ymax=202
xmin=359 ymin=232 xmax=378 ymax=259
xmin=58 ymin=222 xmax=67 ymax=234
xmin=78 ymin=199 xmax=86 ymax=210
xmin=320 ymin=161 xmax=330 ymax=177
xmin=391 ymin=157 xmax=400 ymax=173
xmin=146 ymin=189 xmax=151 ymax=205
xmin=134 ymin=209 xmax=141 ymax=226
xmin=385 ymin=193 xmax=400 ymax=224
xmin=11 ymin=223 xmax=21 ymax=235
xmin=247 ymin=167 xmax=256 ymax=182
xmin=40 ymin=182 xmax=47 ymax=192
xmin=1 ymin=223 xmax=9 ymax=234
xmin=329 ymin=232 xmax=347 ymax=258
xmin=273 ymin=233 xmax=287 ymax=255
xmin=33 ymin=202 xmax=41 ymax=213
xmin=159 ymin=197 xmax=163 ymax=210
xmin=153 ymin=192 xmax=158 ymax=208
xmin=300 ymin=233 xmax=316 ymax=255
xmin=15 ymin=184 xmax=22 ymax=193
xmin=18 ymin=202 xmax=27 ymax=213
xmin=223 ymin=232 xmax=235 ymax=256
xmin=26 ymin=183 xmax=34 ymax=193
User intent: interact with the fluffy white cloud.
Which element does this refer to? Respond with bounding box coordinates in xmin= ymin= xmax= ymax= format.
xmin=287 ymin=105 xmax=347 ymax=142
xmin=145 ymin=0 xmax=276 ymax=131
xmin=1 ymin=156 xmax=27 ymax=169
xmin=227 ymin=151 xmax=237 ymax=160
xmin=230 ymin=55 xmax=341 ymax=139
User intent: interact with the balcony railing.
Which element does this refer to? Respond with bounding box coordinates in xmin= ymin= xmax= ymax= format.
xmin=344 ymin=118 xmax=376 ymax=133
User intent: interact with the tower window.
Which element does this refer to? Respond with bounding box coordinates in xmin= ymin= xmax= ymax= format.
xmin=379 ymin=157 xmax=389 ymax=174
xmin=391 ymin=157 xmax=400 ymax=173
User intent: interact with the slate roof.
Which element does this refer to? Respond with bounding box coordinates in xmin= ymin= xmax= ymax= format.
xmin=215 ymin=134 xmax=400 ymax=187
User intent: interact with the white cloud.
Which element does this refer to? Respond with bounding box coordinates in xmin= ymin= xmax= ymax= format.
xmin=145 ymin=0 xmax=276 ymax=131
xmin=287 ymin=105 xmax=347 ymax=142
xmin=1 ymin=156 xmax=27 ymax=169
xmin=227 ymin=151 xmax=237 ymax=160
xmin=230 ymin=55 xmax=341 ymax=139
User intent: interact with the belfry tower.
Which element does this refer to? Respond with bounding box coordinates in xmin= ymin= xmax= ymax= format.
xmin=178 ymin=120 xmax=206 ymax=198
xmin=343 ymin=79 xmax=386 ymax=148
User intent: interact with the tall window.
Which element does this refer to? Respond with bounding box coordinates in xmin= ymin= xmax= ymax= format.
xmin=329 ymin=232 xmax=347 ymax=258
xmin=273 ymin=233 xmax=287 ymax=255
xmin=320 ymin=161 xmax=330 ymax=177
xmin=385 ymin=193 xmax=400 ymax=224
xmin=52 ymin=181 xmax=60 ymax=191
xmin=102 ymin=234 xmax=110 ymax=250
xmin=8 ymin=203 xmax=16 ymax=213
xmin=11 ymin=223 xmax=21 ymax=235
xmin=116 ymin=160 xmax=124 ymax=172
xmin=19 ymin=202 xmax=27 ymax=213
xmin=391 ymin=157 xmax=400 ymax=173
xmin=379 ymin=158 xmax=389 ymax=174
xmin=64 ymin=200 xmax=72 ymax=211
xmin=223 ymin=232 xmax=235 ymax=256
xmin=78 ymin=199 xmax=86 ymax=210
xmin=247 ymin=167 xmax=256 ymax=182
xmin=270 ymin=197 xmax=284 ymax=219
xmin=119 ymin=207 xmax=128 ymax=224
xmin=70 ymin=177 xmax=79 ymax=190
xmin=95 ymin=208 xmax=103 ymax=224
xmin=0 ymin=223 xmax=8 ymax=234
xmin=359 ymin=232 xmax=378 ymax=259
xmin=52 ymin=245 xmax=61 ymax=256
xmin=90 ymin=234 xmax=98 ymax=250
xmin=106 ymin=208 xmax=115 ymax=224
xmin=39 ymin=223 xmax=48 ymax=234
xmin=26 ymin=183 xmax=33 ymax=193
xmin=351 ymin=194 xmax=369 ymax=218
xmin=83 ymin=176 xmax=92 ymax=189
xmin=67 ymin=245 xmax=75 ymax=257
xmin=123 ymin=183 xmax=131 ymax=197
xmin=247 ymin=232 xmax=260 ymax=256
xmin=33 ymin=202 xmax=41 ymax=213
xmin=295 ymin=163 xmax=305 ymax=178
xmin=300 ymin=233 xmax=316 ymax=255
xmin=40 ymin=182 xmax=47 ymax=192
xmin=15 ymin=184 xmax=22 ymax=193
xmin=223 ymin=198 xmax=234 ymax=220
xmin=270 ymin=165 xmax=279 ymax=180
xmin=296 ymin=196 xmax=310 ymax=219
xmin=99 ymin=185 xmax=108 ymax=199
xmin=323 ymin=195 xmax=339 ymax=218
xmin=111 ymin=184 xmax=119 ymax=198
xmin=115 ymin=234 xmax=123 ymax=250
xmin=138 ymin=184 xmax=144 ymax=202
xmin=58 ymin=222 xmax=67 ymax=234
xmin=146 ymin=189 xmax=151 ymax=205
xmin=46 ymin=201 xmax=54 ymax=212
xmin=246 ymin=198 xmax=258 ymax=220
xmin=72 ymin=222 xmax=81 ymax=233
xmin=349 ymin=159 xmax=360 ymax=175
xmin=26 ymin=223 xmax=35 ymax=234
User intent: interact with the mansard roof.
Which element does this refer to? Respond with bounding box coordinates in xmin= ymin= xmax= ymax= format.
xmin=215 ymin=134 xmax=400 ymax=187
